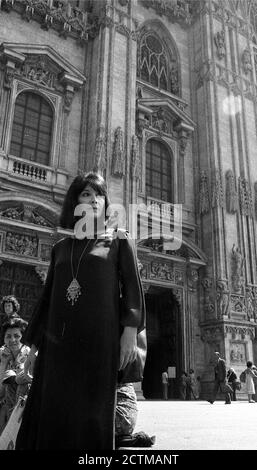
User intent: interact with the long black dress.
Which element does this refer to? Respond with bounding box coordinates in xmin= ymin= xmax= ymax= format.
xmin=16 ymin=230 xmax=144 ymax=450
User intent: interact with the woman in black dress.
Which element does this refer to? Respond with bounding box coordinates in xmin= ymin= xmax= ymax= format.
xmin=16 ymin=172 xmax=145 ymax=450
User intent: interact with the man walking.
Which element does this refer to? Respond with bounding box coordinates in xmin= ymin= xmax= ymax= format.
xmin=161 ymin=370 xmax=169 ymax=400
xmin=208 ymin=352 xmax=231 ymax=404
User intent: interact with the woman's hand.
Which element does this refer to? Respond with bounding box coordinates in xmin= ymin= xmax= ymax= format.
xmin=119 ymin=326 xmax=137 ymax=370
xmin=24 ymin=345 xmax=38 ymax=377
xmin=0 ymin=346 xmax=12 ymax=366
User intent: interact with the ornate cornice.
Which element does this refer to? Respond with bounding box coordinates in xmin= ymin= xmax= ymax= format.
xmin=139 ymin=0 xmax=199 ymax=28
xmin=0 ymin=0 xmax=99 ymax=45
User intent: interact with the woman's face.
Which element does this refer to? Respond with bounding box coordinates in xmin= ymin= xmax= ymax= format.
xmin=78 ymin=185 xmax=105 ymax=219
xmin=4 ymin=328 xmax=22 ymax=352
xmin=4 ymin=302 xmax=14 ymax=316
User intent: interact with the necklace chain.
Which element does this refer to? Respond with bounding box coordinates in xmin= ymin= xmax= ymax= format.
xmin=70 ymin=238 xmax=91 ymax=279
xmin=66 ymin=238 xmax=94 ymax=306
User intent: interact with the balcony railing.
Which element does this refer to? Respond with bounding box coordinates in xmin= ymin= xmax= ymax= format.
xmin=0 ymin=152 xmax=68 ymax=188
xmin=12 ymin=160 xmax=47 ymax=182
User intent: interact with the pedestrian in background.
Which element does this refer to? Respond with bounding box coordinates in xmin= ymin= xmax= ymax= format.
xmin=16 ymin=172 xmax=146 ymax=450
xmin=207 ymin=351 xmax=231 ymax=404
xmin=187 ymin=369 xmax=198 ymax=400
xmin=0 ymin=296 xmax=20 ymax=341
xmin=227 ymin=367 xmax=239 ymax=401
xmin=161 ymin=370 xmax=169 ymax=400
xmin=179 ymin=371 xmax=188 ymax=400
xmin=244 ymin=361 xmax=257 ymax=403
xmin=0 ymin=317 xmax=30 ymax=434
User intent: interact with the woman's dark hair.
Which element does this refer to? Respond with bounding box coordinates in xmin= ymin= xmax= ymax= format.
xmin=59 ymin=172 xmax=111 ymax=229
xmin=1 ymin=295 xmax=20 ymax=314
xmin=247 ymin=361 xmax=253 ymax=368
xmin=2 ymin=317 xmax=28 ymax=338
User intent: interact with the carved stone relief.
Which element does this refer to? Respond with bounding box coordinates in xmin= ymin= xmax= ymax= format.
xmin=131 ymin=135 xmax=141 ymax=181
xmin=199 ymin=170 xmax=210 ymax=215
xmin=0 ymin=205 xmax=52 ymax=227
xmin=229 ymin=342 xmax=246 ymax=363
xmin=5 ymin=231 xmax=38 ymax=257
xmin=1 ymin=0 xmax=97 ymax=43
xmin=211 ymin=170 xmax=224 ymax=208
xmin=238 ymin=176 xmax=253 ymax=217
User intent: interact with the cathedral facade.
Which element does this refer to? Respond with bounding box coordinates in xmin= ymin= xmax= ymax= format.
xmin=0 ymin=0 xmax=257 ymax=398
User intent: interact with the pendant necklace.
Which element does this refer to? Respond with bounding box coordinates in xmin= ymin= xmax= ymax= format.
xmin=66 ymin=238 xmax=92 ymax=306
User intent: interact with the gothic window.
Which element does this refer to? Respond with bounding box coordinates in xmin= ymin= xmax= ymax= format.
xmin=137 ymin=32 xmax=179 ymax=95
xmin=10 ymin=92 xmax=53 ymax=166
xmin=146 ymin=139 xmax=172 ymax=202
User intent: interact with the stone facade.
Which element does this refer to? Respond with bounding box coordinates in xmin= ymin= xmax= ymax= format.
xmin=1 ymin=0 xmax=257 ymax=398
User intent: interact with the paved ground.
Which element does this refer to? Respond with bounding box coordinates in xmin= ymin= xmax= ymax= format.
xmin=130 ymin=399 xmax=257 ymax=450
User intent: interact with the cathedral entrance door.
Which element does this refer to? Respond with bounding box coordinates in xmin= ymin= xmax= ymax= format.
xmin=0 ymin=260 xmax=43 ymax=320
xmin=142 ymin=285 xmax=182 ymax=399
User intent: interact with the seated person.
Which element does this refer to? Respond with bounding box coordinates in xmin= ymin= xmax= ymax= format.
xmin=0 ymin=296 xmax=20 ymax=343
xmin=115 ymin=383 xmax=155 ymax=448
xmin=0 ymin=317 xmax=31 ymax=434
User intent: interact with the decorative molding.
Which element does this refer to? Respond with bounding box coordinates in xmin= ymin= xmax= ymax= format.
xmin=131 ymin=135 xmax=140 ymax=181
xmin=199 ymin=170 xmax=210 ymax=215
xmin=226 ymin=170 xmax=238 ymax=214
xmin=225 ymin=325 xmax=255 ymax=341
xmin=254 ymin=182 xmax=257 ymax=219
xmin=139 ymin=0 xmax=196 ymax=28
xmin=238 ymin=176 xmax=253 ymax=217
xmin=211 ymin=170 xmax=224 ymax=209
xmin=0 ymin=0 xmax=98 ymax=44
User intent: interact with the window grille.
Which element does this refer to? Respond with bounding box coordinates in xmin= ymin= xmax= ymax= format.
xmin=10 ymin=92 xmax=53 ymax=166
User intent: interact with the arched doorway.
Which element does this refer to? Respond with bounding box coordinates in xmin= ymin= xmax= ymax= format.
xmin=142 ymin=285 xmax=182 ymax=399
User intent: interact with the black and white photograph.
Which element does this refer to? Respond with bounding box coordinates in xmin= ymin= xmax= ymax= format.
xmin=0 ymin=0 xmax=256 ymax=463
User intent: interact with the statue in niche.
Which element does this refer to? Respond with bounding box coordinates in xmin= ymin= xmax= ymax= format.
xmin=214 ymin=30 xmax=226 ymax=60
xmin=226 ymin=170 xmax=238 ymax=214
xmin=94 ymin=126 xmax=106 ymax=174
xmin=242 ymin=49 xmax=252 ymax=75
xmin=216 ymin=280 xmax=230 ymax=318
xmin=231 ymin=244 xmax=244 ymax=293
xmin=112 ymin=127 xmax=125 ymax=177
xmin=131 ymin=135 xmax=141 ymax=180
